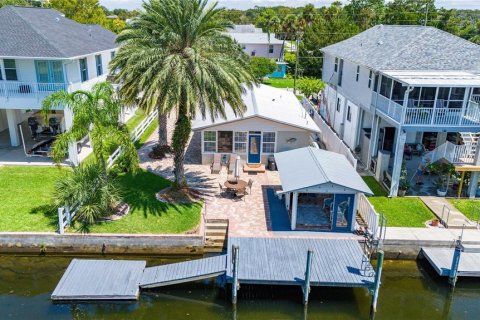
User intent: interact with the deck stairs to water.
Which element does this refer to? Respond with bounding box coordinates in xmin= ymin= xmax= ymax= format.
xmin=204 ymin=219 xmax=228 ymax=253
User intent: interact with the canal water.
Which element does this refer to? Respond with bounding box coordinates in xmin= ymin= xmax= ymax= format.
xmin=1 ymin=255 xmax=479 ymax=319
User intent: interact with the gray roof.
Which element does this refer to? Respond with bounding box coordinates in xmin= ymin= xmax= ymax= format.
xmin=321 ymin=25 xmax=480 ymax=72
xmin=274 ymin=147 xmax=372 ymax=195
xmin=228 ymin=32 xmax=283 ymax=45
xmin=0 ymin=6 xmax=117 ymax=58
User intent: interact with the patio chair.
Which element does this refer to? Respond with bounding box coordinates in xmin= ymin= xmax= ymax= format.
xmin=227 ymin=154 xmax=236 ymax=174
xmin=247 ymin=179 xmax=254 ymax=194
xmin=211 ymin=153 xmax=222 ymax=174
xmin=218 ymin=183 xmax=233 ymax=198
xmin=235 ymin=188 xmax=246 ymax=201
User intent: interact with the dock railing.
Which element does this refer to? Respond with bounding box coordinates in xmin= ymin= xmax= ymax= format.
xmin=302 ymin=96 xmax=357 ymax=168
xmin=357 ymin=194 xmax=380 ymax=239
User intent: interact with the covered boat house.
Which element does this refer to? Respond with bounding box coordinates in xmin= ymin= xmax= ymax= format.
xmin=275 ymin=147 xmax=373 ymax=232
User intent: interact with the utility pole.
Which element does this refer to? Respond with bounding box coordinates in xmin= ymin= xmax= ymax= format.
xmin=293 ymin=32 xmax=300 ymax=95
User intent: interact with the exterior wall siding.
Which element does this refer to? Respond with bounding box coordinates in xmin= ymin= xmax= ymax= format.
xmin=241 ymin=43 xmax=283 ymax=60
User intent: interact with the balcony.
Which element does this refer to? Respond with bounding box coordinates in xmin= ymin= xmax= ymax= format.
xmin=372 ymin=92 xmax=480 ymax=127
xmin=0 ymin=81 xmax=67 ymax=99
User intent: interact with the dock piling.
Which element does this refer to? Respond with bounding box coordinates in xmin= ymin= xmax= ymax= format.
xmin=303 ymin=249 xmax=313 ymax=305
xmin=448 ymin=237 xmax=463 ymax=287
xmin=231 ymin=245 xmax=240 ymax=305
xmin=370 ymin=250 xmax=384 ymax=315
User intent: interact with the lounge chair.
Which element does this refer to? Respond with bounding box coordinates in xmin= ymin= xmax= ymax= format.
xmin=228 ymin=154 xmax=236 ymax=174
xmin=211 ymin=153 xmax=222 ymax=174
xmin=246 ymin=179 xmax=253 ymax=194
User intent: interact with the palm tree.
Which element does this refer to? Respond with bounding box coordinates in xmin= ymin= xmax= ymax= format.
xmin=111 ymin=0 xmax=256 ymax=188
xmin=41 ymin=81 xmax=138 ymax=175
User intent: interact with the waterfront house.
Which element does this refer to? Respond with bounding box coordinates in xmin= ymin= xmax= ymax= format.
xmin=0 ymin=6 xmax=118 ymax=164
xmin=192 ymin=84 xmax=320 ymax=166
xmin=275 ymin=147 xmax=373 ymax=231
xmin=319 ymin=25 xmax=480 ymax=197
xmin=227 ymin=25 xmax=287 ymax=78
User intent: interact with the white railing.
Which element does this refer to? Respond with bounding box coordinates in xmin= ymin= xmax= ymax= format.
xmin=464 ymin=100 xmax=480 ymax=124
xmin=472 ymin=94 xmax=480 ymax=104
xmin=357 ymin=193 xmax=379 ymax=238
xmin=57 ymin=203 xmax=79 ymax=234
xmin=106 ymin=108 xmax=158 ymax=168
xmin=373 ymin=93 xmax=403 ymax=123
xmin=302 ymin=97 xmax=357 ymax=168
xmin=423 ymin=141 xmax=476 ymax=165
xmin=0 ymin=81 xmax=67 ymax=98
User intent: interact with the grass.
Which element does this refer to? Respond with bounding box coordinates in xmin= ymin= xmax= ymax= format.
xmin=262 ymin=78 xmax=295 ymax=89
xmin=448 ymin=199 xmax=480 ymax=222
xmin=368 ymin=197 xmax=435 ymax=227
xmin=0 ymin=166 xmax=201 ymax=234
xmin=125 ymin=108 xmax=147 ymax=131
xmin=362 ymin=176 xmax=388 ymax=197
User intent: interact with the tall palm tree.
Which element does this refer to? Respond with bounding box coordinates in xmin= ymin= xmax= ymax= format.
xmin=111 ymin=0 xmax=256 ymax=188
xmin=42 ymin=81 xmax=138 ymax=175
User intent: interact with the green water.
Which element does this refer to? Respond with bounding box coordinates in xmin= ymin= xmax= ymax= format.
xmin=1 ymin=255 xmax=479 ymax=319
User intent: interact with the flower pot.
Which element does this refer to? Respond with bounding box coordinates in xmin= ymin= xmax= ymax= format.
xmin=398 ymin=189 xmax=407 ymax=197
xmin=431 ymin=219 xmax=440 ymax=227
xmin=437 ymin=189 xmax=447 ymax=197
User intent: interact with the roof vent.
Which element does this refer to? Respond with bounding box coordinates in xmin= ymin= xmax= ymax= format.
xmin=377 ymin=40 xmax=383 ymax=45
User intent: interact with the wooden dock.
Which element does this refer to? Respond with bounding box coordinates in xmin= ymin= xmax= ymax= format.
xmin=140 ymin=255 xmax=227 ymax=288
xmin=51 ymin=259 xmax=146 ymax=301
xmin=422 ymin=247 xmax=480 ymax=277
xmin=226 ymin=237 xmax=375 ymax=287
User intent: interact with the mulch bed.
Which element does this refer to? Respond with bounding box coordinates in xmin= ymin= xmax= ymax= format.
xmin=156 ymin=187 xmax=202 ymax=204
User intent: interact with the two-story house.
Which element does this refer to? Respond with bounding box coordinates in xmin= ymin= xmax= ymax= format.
xmin=320 ymin=25 xmax=480 ymax=198
xmin=0 ymin=6 xmax=118 ymax=164
xmin=227 ymin=24 xmax=287 ymax=78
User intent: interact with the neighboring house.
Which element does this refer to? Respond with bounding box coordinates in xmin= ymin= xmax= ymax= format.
xmin=192 ymin=84 xmax=320 ymax=165
xmin=227 ymin=25 xmax=287 ymax=78
xmin=0 ymin=6 xmax=118 ymax=164
xmin=320 ymin=25 xmax=480 ymax=197
xmin=275 ymin=147 xmax=372 ymax=232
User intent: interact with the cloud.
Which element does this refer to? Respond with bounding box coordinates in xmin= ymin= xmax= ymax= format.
xmin=100 ymin=0 xmax=480 ymax=11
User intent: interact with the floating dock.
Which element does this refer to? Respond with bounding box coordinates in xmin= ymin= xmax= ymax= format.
xmin=422 ymin=247 xmax=480 ymax=277
xmin=52 ymin=237 xmax=379 ymax=304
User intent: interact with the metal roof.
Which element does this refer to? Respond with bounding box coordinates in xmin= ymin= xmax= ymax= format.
xmin=191 ymin=84 xmax=320 ymax=133
xmin=0 ymin=6 xmax=117 ymax=58
xmin=321 ymin=25 xmax=480 ymax=72
xmin=382 ymin=71 xmax=480 ymax=87
xmin=227 ymin=32 xmax=283 ymax=45
xmin=274 ymin=147 xmax=372 ymax=195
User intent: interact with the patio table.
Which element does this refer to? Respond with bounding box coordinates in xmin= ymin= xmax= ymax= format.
xmin=224 ymin=179 xmax=247 ymax=191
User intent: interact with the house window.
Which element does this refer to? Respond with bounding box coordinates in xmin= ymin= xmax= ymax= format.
xmin=217 ymin=131 xmax=233 ymax=153
xmin=262 ymin=132 xmax=275 ymax=153
xmin=241 ymin=44 xmax=246 ymax=50
xmin=4 ymin=59 xmax=17 ymax=81
xmin=203 ymin=131 xmax=216 ymax=153
xmin=337 ymin=59 xmax=344 ymax=87
xmin=110 ymin=51 xmax=116 ymax=59
xmin=368 ymin=70 xmax=373 ymax=88
xmin=356 ymin=66 xmax=360 ymax=82
xmin=234 ymin=132 xmax=247 ymax=153
xmin=95 ymin=55 xmax=103 ymax=76
xmin=79 ymin=58 xmax=88 ymax=82
xmin=269 ymin=45 xmax=274 ymax=54
xmin=347 ymin=106 xmax=352 ymax=122
xmin=373 ymin=74 xmax=379 ymax=92
xmin=251 ymin=51 xmax=256 ymax=57
xmin=379 ymin=76 xmax=393 ymax=98
xmin=334 ymin=57 xmax=338 ymax=72
xmin=336 ymin=98 xmax=341 ymax=112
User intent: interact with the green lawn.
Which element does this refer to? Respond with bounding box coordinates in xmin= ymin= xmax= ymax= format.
xmin=362 ymin=176 xmax=388 ymax=197
xmin=262 ymin=78 xmax=295 ymax=88
xmin=368 ymin=197 xmax=435 ymax=227
xmin=448 ymin=199 xmax=480 ymax=222
xmin=126 ymin=108 xmax=147 ymax=131
xmin=0 ymin=166 xmax=201 ymax=234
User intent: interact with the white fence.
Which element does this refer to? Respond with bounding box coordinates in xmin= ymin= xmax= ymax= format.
xmin=0 ymin=80 xmax=67 ymax=98
xmin=302 ymin=97 xmax=357 ymax=168
xmin=357 ymin=194 xmax=380 ymax=238
xmin=57 ymin=204 xmax=79 ymax=234
xmin=106 ymin=108 xmax=158 ymax=168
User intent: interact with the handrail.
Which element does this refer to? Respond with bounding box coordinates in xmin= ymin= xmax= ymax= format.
xmin=441 ymin=205 xmax=451 ymax=228
xmin=357 ymin=193 xmax=380 ymax=239
xmin=0 ymin=80 xmax=67 ymax=98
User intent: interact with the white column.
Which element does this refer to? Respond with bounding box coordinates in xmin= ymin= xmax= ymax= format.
xmin=291 ymin=192 xmax=298 ymax=230
xmin=350 ymin=194 xmax=358 ymax=232
xmin=285 ymin=192 xmax=291 ymax=211
xmin=6 ymin=109 xmax=20 ymax=146
xmin=389 ymin=129 xmax=407 ymax=197
xmin=367 ymin=115 xmax=380 ymax=167
xmin=468 ymin=147 xmax=480 ymax=198
xmin=63 ymin=107 xmax=78 ymax=166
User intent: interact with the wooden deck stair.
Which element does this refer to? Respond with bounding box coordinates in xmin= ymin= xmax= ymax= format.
xmin=204 ymin=219 xmax=228 ymax=253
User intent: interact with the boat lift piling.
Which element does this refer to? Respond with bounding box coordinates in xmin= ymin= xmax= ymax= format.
xmin=302 ymin=249 xmax=314 ymax=305
xmin=449 ymin=237 xmax=463 ymax=287
xmin=370 ymin=250 xmax=384 ymax=316
xmin=231 ymin=245 xmax=240 ymax=305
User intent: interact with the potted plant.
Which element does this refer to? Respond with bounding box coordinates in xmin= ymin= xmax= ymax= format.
xmin=431 ymin=218 xmax=440 ymax=227
xmin=398 ymin=161 xmax=409 ymax=197
xmin=430 ymin=161 xmax=455 ymax=197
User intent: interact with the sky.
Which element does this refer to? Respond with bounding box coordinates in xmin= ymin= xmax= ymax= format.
xmin=100 ymin=0 xmax=480 ymax=11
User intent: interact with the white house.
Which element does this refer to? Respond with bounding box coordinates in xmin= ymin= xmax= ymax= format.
xmin=227 ymin=25 xmax=287 ymax=78
xmin=320 ymin=25 xmax=480 ymax=197
xmin=192 ymin=84 xmax=320 ymax=166
xmin=0 ymin=6 xmax=118 ymax=164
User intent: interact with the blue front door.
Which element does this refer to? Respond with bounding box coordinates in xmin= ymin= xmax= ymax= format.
xmin=248 ymin=134 xmax=261 ymax=164
xmin=331 ymin=194 xmax=354 ymax=231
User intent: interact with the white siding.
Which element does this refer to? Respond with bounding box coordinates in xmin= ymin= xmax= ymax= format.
xmin=343 ymin=100 xmax=359 ymax=149
xmin=65 ymin=60 xmax=81 ymax=84
xmin=15 ymin=59 xmax=37 ymax=83
xmin=241 ymin=43 xmax=283 ymax=60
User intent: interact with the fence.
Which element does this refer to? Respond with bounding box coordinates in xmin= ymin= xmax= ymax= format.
xmin=302 ymin=97 xmax=357 ymax=168
xmin=57 ymin=204 xmax=80 ymax=234
xmin=106 ymin=108 xmax=158 ymax=168
xmin=357 ymin=193 xmax=380 ymax=238
xmin=423 ymin=141 xmax=476 ymax=165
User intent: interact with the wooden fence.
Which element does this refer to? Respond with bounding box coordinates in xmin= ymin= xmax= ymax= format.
xmin=302 ymin=97 xmax=357 ymax=168
xmin=356 ymin=194 xmax=380 ymax=238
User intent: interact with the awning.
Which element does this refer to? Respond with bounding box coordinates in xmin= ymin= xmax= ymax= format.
xmin=381 ymin=70 xmax=480 ymax=87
